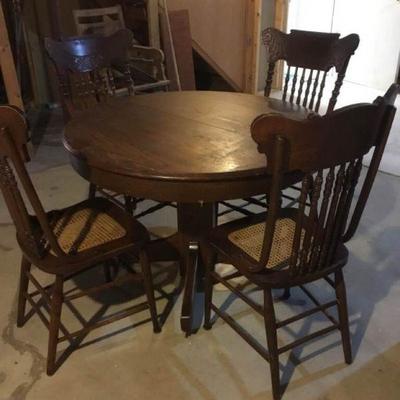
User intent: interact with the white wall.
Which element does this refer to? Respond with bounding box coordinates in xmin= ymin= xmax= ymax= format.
xmin=287 ymin=0 xmax=400 ymax=176
xmin=287 ymin=0 xmax=400 ymax=91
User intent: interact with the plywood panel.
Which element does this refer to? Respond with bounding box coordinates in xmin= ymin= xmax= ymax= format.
xmin=167 ymin=0 xmax=247 ymax=90
xmin=169 ymin=10 xmax=195 ymax=90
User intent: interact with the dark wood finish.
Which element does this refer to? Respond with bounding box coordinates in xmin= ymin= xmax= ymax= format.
xmin=45 ymin=29 xmax=134 ymax=117
xmin=0 ymin=105 xmax=160 ymax=375
xmin=262 ymin=27 xmax=360 ymax=113
xmin=64 ymin=92 xmax=307 ymax=200
xmin=178 ymin=203 xmax=216 ymax=335
xmin=225 ymin=27 xmax=360 ymax=221
xmin=64 ymin=91 xmax=309 ymax=334
xmin=203 ymin=92 xmax=397 ymax=400
xmin=45 ymin=29 xmax=135 ymax=212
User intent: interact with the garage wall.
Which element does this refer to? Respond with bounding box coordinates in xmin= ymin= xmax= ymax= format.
xmin=167 ymin=0 xmax=248 ymax=91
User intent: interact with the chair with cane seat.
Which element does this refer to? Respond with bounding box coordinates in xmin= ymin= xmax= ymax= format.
xmin=0 ymin=105 xmax=160 ymax=375
xmin=203 ymin=87 xmax=398 ymax=399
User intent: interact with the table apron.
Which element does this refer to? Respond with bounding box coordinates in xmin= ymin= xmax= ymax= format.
xmin=70 ymin=155 xmax=270 ymax=203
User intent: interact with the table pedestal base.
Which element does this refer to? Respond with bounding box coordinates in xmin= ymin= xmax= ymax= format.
xmin=146 ymin=202 xmax=216 ymax=335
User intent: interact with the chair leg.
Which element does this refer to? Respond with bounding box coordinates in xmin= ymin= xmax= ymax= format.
xmin=139 ymin=250 xmax=161 ymax=333
xmin=124 ymin=196 xmax=136 ymax=214
xmin=88 ymin=183 xmax=97 ymax=199
xmin=47 ymin=275 xmax=64 ymax=376
xmin=103 ymin=262 xmax=113 ymax=283
xmin=264 ymin=289 xmax=281 ymax=400
xmin=281 ymin=288 xmax=291 ymax=300
xmin=17 ymin=257 xmax=31 ymax=327
xmin=203 ymin=245 xmax=216 ymax=331
xmin=335 ymin=269 xmax=352 ymax=364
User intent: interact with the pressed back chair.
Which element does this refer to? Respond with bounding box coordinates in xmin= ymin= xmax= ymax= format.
xmin=46 ymin=29 xmax=136 ymax=213
xmin=0 ymin=105 xmax=160 ymax=375
xmin=203 ymin=87 xmax=398 ymax=400
xmin=219 ymin=28 xmax=360 ymax=219
xmin=45 ymin=29 xmax=134 ymax=118
xmin=46 ymin=29 xmax=171 ymax=219
xmin=263 ymin=27 xmax=360 ymax=114
xmin=73 ymin=5 xmax=170 ymax=94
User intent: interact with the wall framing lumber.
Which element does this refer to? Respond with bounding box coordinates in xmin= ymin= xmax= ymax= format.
xmin=273 ymin=0 xmax=288 ymax=90
xmin=147 ymin=0 xmax=161 ymax=48
xmin=0 ymin=2 xmax=24 ymax=109
xmin=243 ymin=0 xmax=261 ymax=93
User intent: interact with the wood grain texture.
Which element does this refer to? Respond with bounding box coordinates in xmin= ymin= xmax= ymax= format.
xmin=64 ymin=91 xmax=308 ymax=202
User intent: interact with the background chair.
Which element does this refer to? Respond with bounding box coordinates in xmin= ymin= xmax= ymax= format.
xmin=219 ymin=28 xmax=360 ymax=220
xmin=73 ymin=5 xmax=170 ymax=94
xmin=46 ymin=29 xmax=172 ymax=218
xmin=46 ymin=29 xmax=136 ymax=213
xmin=203 ymin=87 xmax=398 ymax=400
xmin=0 ymin=105 xmax=160 ymax=375
xmin=263 ymin=27 xmax=360 ymax=114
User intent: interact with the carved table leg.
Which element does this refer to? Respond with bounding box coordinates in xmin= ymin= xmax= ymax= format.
xmin=177 ymin=203 xmax=216 ymax=335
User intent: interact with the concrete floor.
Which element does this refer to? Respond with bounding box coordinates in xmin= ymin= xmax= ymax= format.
xmin=0 ymin=110 xmax=400 ymax=400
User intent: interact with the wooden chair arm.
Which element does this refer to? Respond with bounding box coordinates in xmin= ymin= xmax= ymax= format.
xmin=128 ymin=45 xmax=167 ymax=81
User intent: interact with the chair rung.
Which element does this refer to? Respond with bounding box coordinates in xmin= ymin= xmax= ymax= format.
xmin=278 ymin=324 xmax=339 ymax=354
xmin=219 ymin=201 xmax=256 ymax=216
xmin=299 ymin=285 xmax=338 ymax=326
xmin=58 ymin=301 xmax=149 ymax=343
xmin=135 ymin=202 xmax=173 ymax=218
xmin=26 ymin=270 xmax=51 ymax=305
xmin=221 ymin=270 xmax=244 ymax=282
xmin=29 ymin=281 xmax=54 ymax=298
xmin=324 ymin=276 xmax=335 ymax=288
xmin=25 ymin=294 xmax=50 ymax=328
xmin=276 ymin=300 xmax=337 ymax=328
xmin=242 ymin=197 xmax=268 ymax=208
xmin=211 ymin=271 xmax=263 ymax=316
xmin=211 ymin=304 xmax=270 ymax=362
xmin=65 ymin=272 xmax=144 ymax=301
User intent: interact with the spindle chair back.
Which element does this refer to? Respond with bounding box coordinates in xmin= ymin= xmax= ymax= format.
xmin=263 ymin=28 xmax=360 ymax=114
xmin=45 ymin=29 xmax=134 ymax=117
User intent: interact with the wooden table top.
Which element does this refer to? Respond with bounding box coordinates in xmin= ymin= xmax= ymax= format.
xmin=64 ymin=91 xmax=308 ymax=202
xmin=65 ymin=91 xmax=307 ymax=182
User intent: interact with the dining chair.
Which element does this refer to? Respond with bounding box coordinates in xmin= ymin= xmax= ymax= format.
xmin=203 ymin=86 xmax=398 ymax=400
xmin=263 ymin=27 xmax=360 ymax=113
xmin=73 ymin=5 xmax=170 ymax=94
xmin=45 ymin=29 xmax=136 ymax=212
xmin=45 ymin=29 xmax=171 ymax=218
xmin=219 ymin=28 xmax=360 ymax=219
xmin=0 ymin=105 xmax=160 ymax=375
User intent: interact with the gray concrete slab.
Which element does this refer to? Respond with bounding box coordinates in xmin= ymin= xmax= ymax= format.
xmin=0 ymin=122 xmax=399 ymax=400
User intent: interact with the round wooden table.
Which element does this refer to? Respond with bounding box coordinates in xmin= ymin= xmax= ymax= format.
xmin=64 ymin=91 xmax=307 ymax=335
